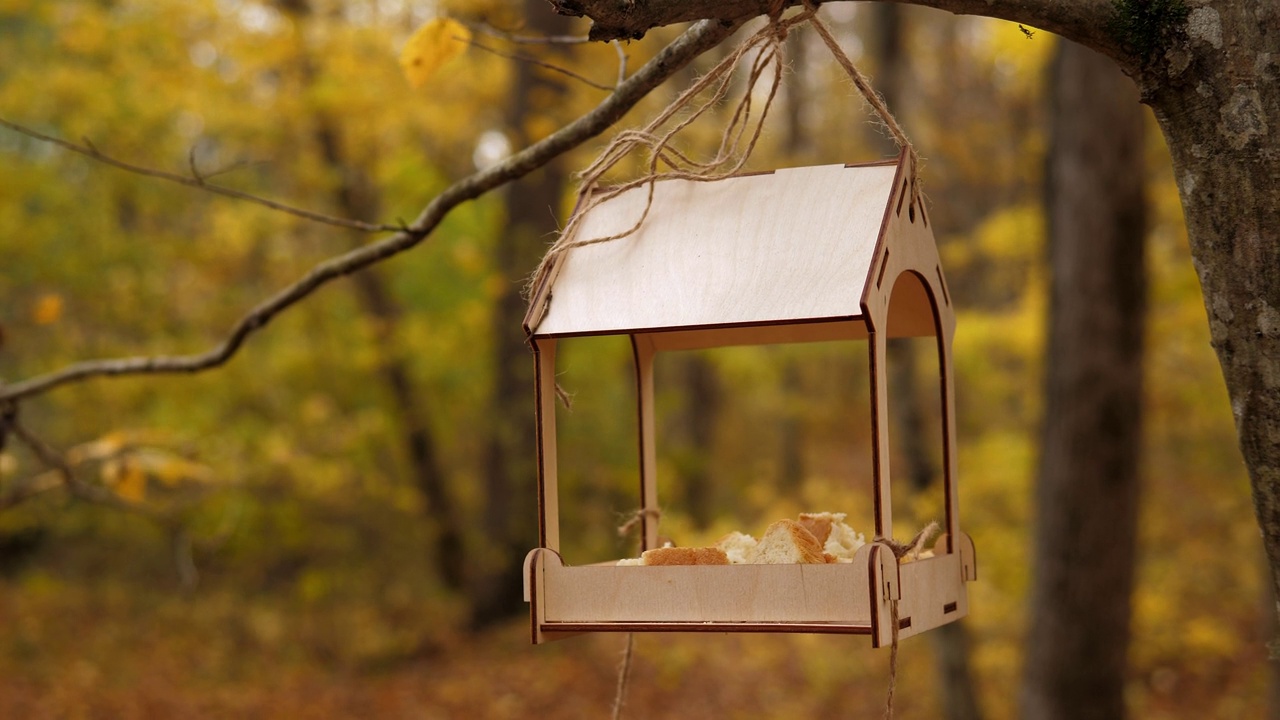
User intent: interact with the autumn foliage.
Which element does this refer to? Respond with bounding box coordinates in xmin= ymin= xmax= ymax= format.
xmin=0 ymin=0 xmax=1265 ymax=717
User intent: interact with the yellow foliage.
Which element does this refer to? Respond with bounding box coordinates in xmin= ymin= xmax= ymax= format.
xmin=101 ymin=458 xmax=147 ymax=502
xmin=399 ymin=18 xmax=471 ymax=89
xmin=31 ymin=292 xmax=63 ymax=325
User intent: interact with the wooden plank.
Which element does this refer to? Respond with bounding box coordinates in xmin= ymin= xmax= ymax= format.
xmin=532 ymin=164 xmax=899 ymax=337
xmin=642 ymin=319 xmax=868 ymax=352
xmin=868 ymin=328 xmax=893 ymax=540
xmin=632 ymin=335 xmax=660 ymax=551
xmin=541 ymin=622 xmax=873 ymax=635
xmin=541 ymin=548 xmax=875 ymax=625
xmin=533 ymin=339 xmax=560 ymax=552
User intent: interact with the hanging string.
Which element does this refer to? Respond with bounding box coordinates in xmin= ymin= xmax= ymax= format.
xmin=610 ymin=505 xmax=659 ymax=720
xmin=527 ymin=8 xmax=808 ymax=298
xmin=876 ymin=522 xmax=938 ymax=719
xmin=804 ymin=7 xmax=920 ymax=200
xmin=611 ymin=632 xmax=636 ymax=720
xmin=526 ymin=4 xmax=922 ymax=312
xmin=616 ymin=507 xmax=663 ymax=539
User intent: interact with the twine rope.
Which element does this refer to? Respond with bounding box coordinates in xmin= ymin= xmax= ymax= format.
xmin=610 ymin=506 xmax=657 ymax=720
xmin=611 ymin=632 xmax=636 ymax=720
xmin=616 ymin=507 xmax=663 ymax=539
xmin=527 ymin=4 xmax=921 ymax=304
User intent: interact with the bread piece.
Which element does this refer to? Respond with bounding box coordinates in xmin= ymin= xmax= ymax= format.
xmin=641 ymin=546 xmax=730 ymax=566
xmin=615 ymin=557 xmax=645 ymax=566
xmin=715 ymin=531 xmax=758 ymax=564
xmin=747 ymin=519 xmax=830 ymax=564
xmin=797 ymin=513 xmax=836 ymax=544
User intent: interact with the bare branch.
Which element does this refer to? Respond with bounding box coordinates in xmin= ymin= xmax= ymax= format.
xmin=553 ymin=0 xmax=1127 ymax=66
xmin=0 ymin=117 xmax=403 ymax=234
xmin=614 ymin=40 xmax=628 ymax=86
xmin=5 ymin=415 xmax=159 ymax=518
xmin=0 ymin=471 xmax=60 ymax=512
xmin=0 ymin=18 xmax=740 ymax=404
xmin=464 ymin=36 xmax=616 ymax=91
xmin=464 ymin=19 xmax=592 ymax=45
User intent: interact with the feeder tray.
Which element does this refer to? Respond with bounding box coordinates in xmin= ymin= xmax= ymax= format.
xmin=522 ymin=152 xmax=976 ymax=646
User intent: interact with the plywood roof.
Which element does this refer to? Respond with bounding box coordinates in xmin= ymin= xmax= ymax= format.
xmin=527 ymin=161 xmax=902 ymax=338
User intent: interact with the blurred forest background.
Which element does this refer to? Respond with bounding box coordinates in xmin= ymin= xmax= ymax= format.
xmin=0 ymin=0 xmax=1266 ymax=717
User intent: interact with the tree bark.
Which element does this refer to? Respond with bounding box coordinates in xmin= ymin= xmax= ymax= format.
xmin=1022 ymin=40 xmax=1146 ymax=720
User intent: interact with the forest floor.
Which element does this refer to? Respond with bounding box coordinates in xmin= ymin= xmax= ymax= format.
xmin=0 ymin=572 xmax=1267 ymax=720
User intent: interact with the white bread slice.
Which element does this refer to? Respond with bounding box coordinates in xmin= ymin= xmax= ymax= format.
xmin=715 ymin=531 xmax=759 ymax=564
xmin=799 ymin=512 xmax=866 ymax=562
xmin=747 ymin=520 xmax=833 ymax=564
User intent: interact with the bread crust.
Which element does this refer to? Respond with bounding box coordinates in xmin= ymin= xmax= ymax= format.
xmin=749 ymin=519 xmax=830 ymax=564
xmin=641 ymin=546 xmax=730 ymax=566
xmin=797 ymin=513 xmax=836 ymax=544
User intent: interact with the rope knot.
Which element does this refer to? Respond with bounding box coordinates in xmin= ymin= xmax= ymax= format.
xmin=617 ymin=507 xmax=662 ymax=538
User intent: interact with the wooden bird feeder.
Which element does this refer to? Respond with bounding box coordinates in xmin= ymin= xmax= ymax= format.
xmin=521 ymin=152 xmax=976 ymax=646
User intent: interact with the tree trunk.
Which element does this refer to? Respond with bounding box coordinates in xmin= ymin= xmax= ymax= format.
xmin=470 ymin=0 xmax=574 ymax=629
xmin=285 ymin=0 xmax=466 ymax=593
xmin=1021 ymin=40 xmax=1146 ymax=720
xmin=1144 ymin=2 xmax=1280 ymax=636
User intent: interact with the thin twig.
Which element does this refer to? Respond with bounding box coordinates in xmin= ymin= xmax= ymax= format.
xmin=464 ymin=36 xmax=615 ymax=91
xmin=0 ymin=117 xmax=402 ymax=233
xmin=5 ymin=415 xmax=159 ymax=518
xmin=0 ymin=19 xmax=741 ymax=404
xmin=0 ymin=472 xmax=60 ymax=511
xmin=613 ymin=40 xmax=628 ymax=86
xmin=463 ymin=20 xmax=591 ymax=45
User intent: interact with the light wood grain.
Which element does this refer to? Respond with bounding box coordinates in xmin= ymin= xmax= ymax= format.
xmin=532 ymin=163 xmax=899 ymax=337
xmin=524 ymin=153 xmax=975 ymax=645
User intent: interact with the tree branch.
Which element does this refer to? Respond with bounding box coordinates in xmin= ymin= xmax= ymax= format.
xmin=464 ymin=36 xmax=616 ymax=91
xmin=554 ymin=0 xmax=1129 ymax=69
xmin=0 ymin=18 xmax=740 ymax=404
xmin=0 ymin=117 xmax=403 ymax=234
xmin=4 ymin=414 xmax=158 ymax=518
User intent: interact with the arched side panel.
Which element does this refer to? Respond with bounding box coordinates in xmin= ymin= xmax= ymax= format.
xmin=861 ymin=190 xmax=960 ymax=549
xmin=533 ymin=338 xmax=560 ymax=552
xmin=884 ymin=269 xmax=962 ymax=552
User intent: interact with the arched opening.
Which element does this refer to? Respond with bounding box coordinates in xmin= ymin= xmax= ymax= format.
xmin=883 ymin=269 xmax=953 ymax=548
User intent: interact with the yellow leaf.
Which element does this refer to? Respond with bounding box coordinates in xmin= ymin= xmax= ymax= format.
xmin=32 ymin=293 xmax=63 ymax=325
xmin=102 ymin=458 xmax=147 ymax=502
xmin=399 ymin=18 xmax=470 ymax=89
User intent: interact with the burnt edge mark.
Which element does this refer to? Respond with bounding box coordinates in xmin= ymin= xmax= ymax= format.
xmin=896 ymin=178 xmax=907 ymax=216
xmin=943 ymin=601 xmax=958 ymax=614
xmin=935 ymin=265 xmax=951 ymax=306
xmin=876 ymin=249 xmax=891 ymax=289
xmin=899 ymin=617 xmax=912 ymax=630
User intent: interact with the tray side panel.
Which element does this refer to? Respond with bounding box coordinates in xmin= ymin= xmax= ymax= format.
xmin=542 ymin=563 xmax=872 ymax=624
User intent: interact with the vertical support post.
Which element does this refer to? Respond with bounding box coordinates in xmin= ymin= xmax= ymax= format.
xmin=533 ymin=338 xmax=560 ymax=552
xmin=938 ymin=327 xmax=960 ymax=554
xmin=869 ymin=328 xmax=894 ymax=540
xmin=632 ymin=334 xmax=660 ymax=551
